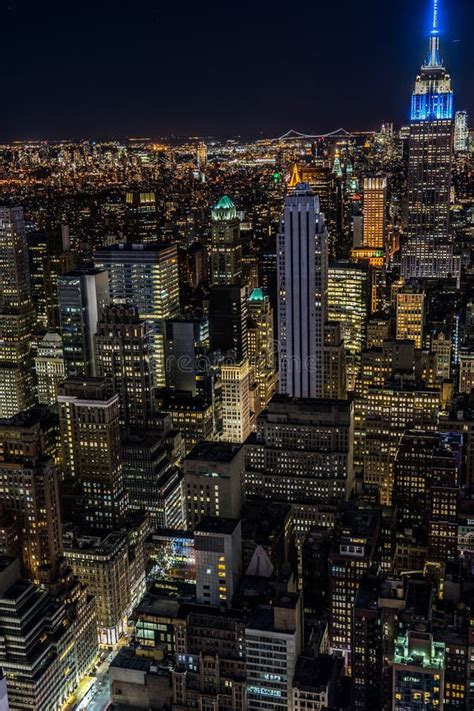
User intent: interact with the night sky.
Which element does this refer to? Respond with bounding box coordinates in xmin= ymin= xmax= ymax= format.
xmin=1 ymin=0 xmax=473 ymax=141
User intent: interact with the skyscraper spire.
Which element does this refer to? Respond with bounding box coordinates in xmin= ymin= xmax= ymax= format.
xmin=426 ymin=0 xmax=441 ymax=67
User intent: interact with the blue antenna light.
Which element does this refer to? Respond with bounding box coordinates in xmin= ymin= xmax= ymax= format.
xmin=432 ymin=0 xmax=439 ymax=33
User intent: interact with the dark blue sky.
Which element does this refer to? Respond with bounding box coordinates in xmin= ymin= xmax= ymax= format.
xmin=1 ymin=0 xmax=472 ymax=140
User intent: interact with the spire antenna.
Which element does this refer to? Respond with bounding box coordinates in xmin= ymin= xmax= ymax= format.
xmin=426 ymin=0 xmax=441 ymax=66
xmin=432 ymin=0 xmax=439 ymax=32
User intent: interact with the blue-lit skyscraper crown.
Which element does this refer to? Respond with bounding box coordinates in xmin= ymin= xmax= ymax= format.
xmin=410 ymin=0 xmax=453 ymax=122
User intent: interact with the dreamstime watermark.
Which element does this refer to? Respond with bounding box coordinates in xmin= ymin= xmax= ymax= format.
xmin=165 ymin=340 xmax=323 ymax=376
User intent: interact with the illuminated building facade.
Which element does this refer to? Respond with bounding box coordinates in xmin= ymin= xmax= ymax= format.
xmin=58 ymin=378 xmax=128 ymax=530
xmin=58 ymin=268 xmax=110 ymax=377
xmin=362 ymin=176 xmax=387 ymax=249
xmin=34 ymin=332 xmax=65 ymax=405
xmin=182 ymin=441 xmax=243 ymax=530
xmin=122 ymin=422 xmax=184 ymax=527
xmin=278 ymin=184 xmax=328 ymax=399
xmin=195 ymin=516 xmax=241 ymax=608
xmin=247 ymin=288 xmax=277 ymax=412
xmin=64 ymin=529 xmax=146 ymax=646
xmin=392 ymin=630 xmax=445 ymax=710
xmin=402 ymin=2 xmax=455 ymax=279
xmin=94 ymin=242 xmax=180 ymax=387
xmin=245 ymin=594 xmax=302 ymax=711
xmin=0 ymin=557 xmax=97 ymax=710
xmin=0 ymin=207 xmax=35 ymax=418
xmin=328 ymin=506 xmax=380 ymax=667
xmin=220 ymin=360 xmax=251 ymax=444
xmin=209 ymin=195 xmax=242 ymax=286
xmin=323 ymin=322 xmax=347 ymax=399
xmin=124 ymin=191 xmax=159 ymax=243
xmin=362 ymin=383 xmax=440 ymax=505
xmin=396 ymin=287 xmax=425 ymax=348
xmin=27 ymin=225 xmax=76 ymax=331
xmin=245 ymin=396 xmax=354 ymax=538
xmin=328 ymin=262 xmax=369 ymax=390
xmin=454 ymin=110 xmax=469 ymax=153
xmin=393 ymin=430 xmax=462 ymax=532
xmin=95 ymin=304 xmax=153 ymax=426
xmin=0 ymin=408 xmax=63 ymax=582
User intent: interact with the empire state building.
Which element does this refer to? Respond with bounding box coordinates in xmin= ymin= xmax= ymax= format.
xmin=401 ymin=0 xmax=460 ymax=281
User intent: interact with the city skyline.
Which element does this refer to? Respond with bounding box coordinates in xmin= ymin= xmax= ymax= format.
xmin=1 ymin=0 xmax=473 ymax=141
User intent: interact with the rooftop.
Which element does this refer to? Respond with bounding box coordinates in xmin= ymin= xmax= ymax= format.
xmin=195 ymin=516 xmax=240 ymax=536
xmin=185 ymin=440 xmax=242 ymax=463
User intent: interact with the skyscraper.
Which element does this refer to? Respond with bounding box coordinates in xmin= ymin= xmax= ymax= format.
xmin=0 ymin=408 xmax=63 ymax=582
xmin=34 ymin=332 xmax=66 ymax=405
xmin=396 ymin=286 xmax=425 ymax=348
xmin=210 ymin=196 xmax=242 ymax=286
xmin=94 ymin=242 xmax=180 ymax=386
xmin=95 ymin=304 xmax=154 ymax=426
xmin=58 ymin=269 xmax=110 ymax=377
xmin=454 ymin=110 xmax=469 ymax=153
xmin=327 ymin=262 xmax=369 ymax=390
xmin=362 ymin=176 xmax=387 ymax=249
xmin=401 ymin=0 xmax=456 ymax=279
xmin=278 ymin=183 xmax=328 ymax=398
xmin=58 ymin=377 xmax=128 ymax=530
xmin=209 ymin=284 xmax=248 ymax=361
xmin=0 ymin=207 xmax=35 ymax=418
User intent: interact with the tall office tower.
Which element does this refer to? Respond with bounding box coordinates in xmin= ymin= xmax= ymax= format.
xmin=392 ymin=630 xmax=445 ymax=710
xmin=245 ymin=396 xmax=354 ymax=538
xmin=0 ymin=206 xmax=35 ymax=418
xmin=396 ymin=286 xmax=425 ymax=348
xmin=182 ymin=441 xmax=243 ymax=530
xmin=34 ymin=332 xmax=65 ymax=405
xmin=242 ymin=255 xmax=259 ymax=291
xmin=178 ymin=242 xmax=207 ymax=290
xmin=0 ymin=557 xmax=97 ymax=710
xmin=124 ymin=191 xmax=159 ymax=243
xmin=362 ymin=383 xmax=440 ymax=506
xmin=328 ymin=506 xmax=380 ymax=667
xmin=209 ymin=284 xmax=248 ymax=360
xmin=454 ymin=110 xmax=469 ymax=153
xmin=324 ymin=322 xmax=347 ymax=399
xmin=458 ymin=346 xmax=474 ymax=394
xmin=164 ymin=317 xmax=211 ymax=398
xmin=27 ymin=225 xmax=76 ymax=330
xmin=95 ymin=304 xmax=153 ymax=426
xmin=196 ymin=141 xmax=207 ymax=169
xmin=366 ymin=312 xmax=391 ymax=348
xmin=393 ymin=430 xmax=462 ymax=531
xmin=327 ymin=262 xmax=369 ymax=390
xmin=220 ymin=360 xmax=251 ymax=444
xmin=58 ymin=378 xmax=127 ymax=530
xmin=0 ymin=408 xmax=63 ymax=582
xmin=278 ymin=183 xmax=328 ymax=399
xmin=247 ymin=288 xmax=277 ymax=411
xmin=195 ymin=516 xmax=241 ymax=607
xmin=362 ymin=176 xmax=387 ymax=249
xmin=58 ymin=268 xmax=110 ymax=377
xmin=209 ymin=196 xmax=242 ymax=286
xmin=352 ymin=576 xmax=386 ymax=711
xmin=401 ymin=2 xmax=455 ymax=279
xmin=431 ymin=331 xmax=451 ymax=381
xmin=122 ymin=421 xmax=184 ymax=528
xmin=170 ymin=608 xmax=247 ymax=711
xmin=64 ymin=528 xmax=146 ymax=646
xmin=245 ymin=593 xmax=302 ymax=711
xmin=94 ymin=243 xmax=180 ymax=386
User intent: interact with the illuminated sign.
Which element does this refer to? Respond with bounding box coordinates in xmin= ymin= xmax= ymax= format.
xmin=248 ymin=686 xmax=282 ymax=698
